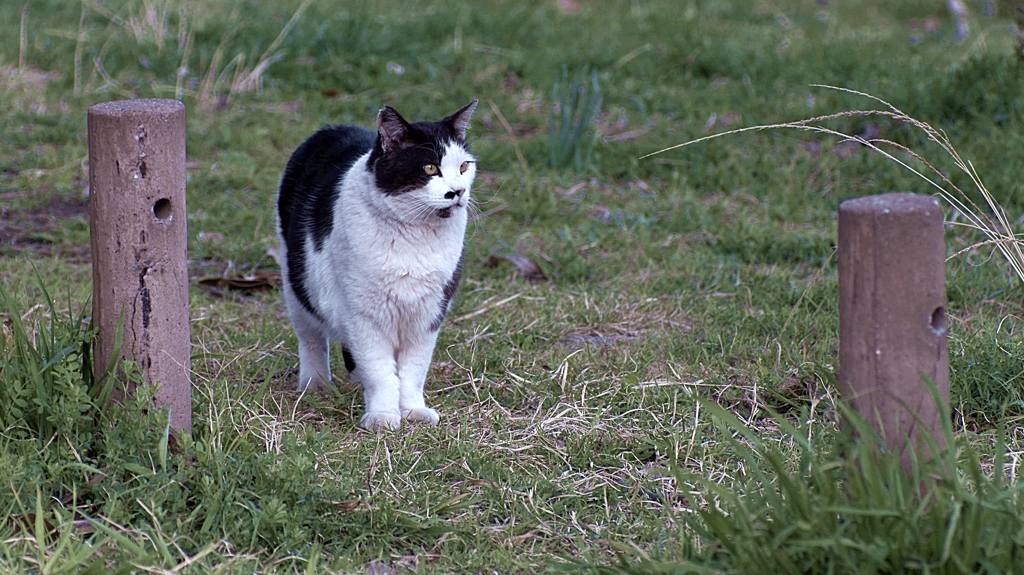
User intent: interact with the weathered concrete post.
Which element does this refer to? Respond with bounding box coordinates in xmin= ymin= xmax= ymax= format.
xmin=838 ymin=192 xmax=948 ymax=468
xmin=89 ymin=99 xmax=191 ymax=432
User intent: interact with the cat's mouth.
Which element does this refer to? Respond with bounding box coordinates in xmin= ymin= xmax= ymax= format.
xmin=436 ymin=196 xmax=466 ymax=219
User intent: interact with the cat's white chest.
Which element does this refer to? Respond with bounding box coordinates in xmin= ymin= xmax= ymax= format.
xmin=335 ymin=180 xmax=465 ymax=318
xmin=379 ymin=251 xmax=448 ymax=304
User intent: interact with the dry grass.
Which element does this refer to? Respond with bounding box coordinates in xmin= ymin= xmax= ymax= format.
xmin=59 ymin=0 xmax=316 ymax=102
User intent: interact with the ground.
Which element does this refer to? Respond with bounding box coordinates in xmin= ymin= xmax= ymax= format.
xmin=3 ymin=0 xmax=1024 ymax=572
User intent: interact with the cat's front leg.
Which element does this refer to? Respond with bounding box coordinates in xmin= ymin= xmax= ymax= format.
xmin=349 ymin=333 xmax=403 ymax=430
xmin=397 ymin=330 xmax=441 ymax=425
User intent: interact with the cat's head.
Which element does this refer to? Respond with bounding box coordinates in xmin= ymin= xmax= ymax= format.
xmin=367 ymin=101 xmax=478 ymax=224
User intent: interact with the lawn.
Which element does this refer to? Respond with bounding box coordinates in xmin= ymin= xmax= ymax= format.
xmin=3 ymin=0 xmax=1024 ymax=572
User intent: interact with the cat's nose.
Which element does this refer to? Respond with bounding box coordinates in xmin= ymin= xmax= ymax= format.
xmin=444 ymin=189 xmax=465 ymax=200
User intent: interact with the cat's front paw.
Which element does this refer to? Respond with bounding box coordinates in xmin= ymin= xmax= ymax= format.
xmin=402 ymin=407 xmax=440 ymax=425
xmin=360 ymin=411 xmax=402 ymax=431
xmin=297 ymin=372 xmax=333 ymax=392
xmin=298 ymin=381 xmax=334 ymax=393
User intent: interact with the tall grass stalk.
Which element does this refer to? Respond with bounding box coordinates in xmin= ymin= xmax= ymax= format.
xmin=19 ymin=2 xmax=29 ymax=74
xmin=644 ymin=85 xmax=1024 ymax=285
xmin=73 ymin=2 xmax=87 ymax=95
xmin=488 ymin=98 xmax=533 ymax=191
xmin=174 ymin=18 xmax=193 ymax=100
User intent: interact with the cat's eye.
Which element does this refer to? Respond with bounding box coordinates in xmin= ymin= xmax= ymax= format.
xmin=423 ymin=164 xmax=439 ymax=176
xmin=459 ymin=161 xmax=470 ymax=174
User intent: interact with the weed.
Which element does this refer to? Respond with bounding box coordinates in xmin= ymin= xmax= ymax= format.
xmin=0 ymin=279 xmax=114 ymax=441
xmin=550 ymin=69 xmax=603 ymax=172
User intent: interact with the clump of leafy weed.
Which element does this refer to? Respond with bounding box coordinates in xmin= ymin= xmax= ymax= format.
xmin=550 ymin=69 xmax=603 ymax=172
xmin=0 ymin=279 xmax=114 ymax=442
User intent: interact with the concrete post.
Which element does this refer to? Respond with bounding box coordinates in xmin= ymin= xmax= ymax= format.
xmin=88 ymin=99 xmax=191 ymax=432
xmin=838 ymin=192 xmax=948 ymax=468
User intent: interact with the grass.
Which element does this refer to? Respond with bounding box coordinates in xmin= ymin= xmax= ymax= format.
xmin=569 ymin=394 xmax=1024 ymax=573
xmin=4 ymin=0 xmax=1024 ymax=571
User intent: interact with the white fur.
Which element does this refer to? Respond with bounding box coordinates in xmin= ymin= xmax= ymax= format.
xmin=278 ymin=142 xmax=476 ymax=430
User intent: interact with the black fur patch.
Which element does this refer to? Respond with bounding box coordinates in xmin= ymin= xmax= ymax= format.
xmin=367 ymin=114 xmax=470 ymax=196
xmin=277 ymin=125 xmax=376 ymax=319
xmin=431 ymin=251 xmax=465 ymax=331
xmin=342 ymin=347 xmax=356 ymax=373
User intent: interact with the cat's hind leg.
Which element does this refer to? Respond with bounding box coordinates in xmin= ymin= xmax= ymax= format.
xmin=294 ymin=315 xmax=332 ymax=392
xmin=341 ymin=346 xmax=360 ymax=384
xmin=396 ymin=330 xmax=441 ymax=425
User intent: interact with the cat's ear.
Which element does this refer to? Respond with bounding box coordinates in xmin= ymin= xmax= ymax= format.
xmin=376 ymin=106 xmax=413 ymax=152
xmin=446 ymin=100 xmax=478 ymax=141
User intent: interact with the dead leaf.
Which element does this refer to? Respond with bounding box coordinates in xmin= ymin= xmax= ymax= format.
xmin=197 ymin=270 xmax=281 ymax=297
xmin=830 ymin=123 xmax=883 ymax=161
xmin=88 ymin=468 xmax=107 ymax=485
xmin=909 ymin=15 xmax=941 ymax=33
xmin=800 ymin=140 xmax=822 ymax=160
xmin=718 ymin=112 xmax=742 ymax=129
xmin=365 ymin=562 xmax=396 ymax=575
xmin=831 ymin=141 xmax=860 ymax=161
xmin=484 ymin=255 xmax=547 ymax=280
xmin=604 ymin=130 xmax=648 ymax=141
xmin=333 ymin=497 xmax=367 ymax=513
xmin=554 ymin=182 xmax=587 ymax=196
xmin=468 ymin=202 xmax=509 ymax=222
xmin=266 ymin=243 xmax=282 ymax=265
xmin=504 ymin=73 xmax=520 ymax=93
xmin=557 ymin=0 xmax=581 ymax=13
xmin=702 ymin=111 xmax=742 ymax=132
xmin=702 ymin=113 xmax=717 ymax=132
xmin=196 ymin=231 xmax=225 ymax=244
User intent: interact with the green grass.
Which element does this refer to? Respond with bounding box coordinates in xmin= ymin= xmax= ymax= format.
xmin=4 ymin=0 xmax=1024 ymax=571
xmin=568 ymin=394 xmax=1024 ymax=573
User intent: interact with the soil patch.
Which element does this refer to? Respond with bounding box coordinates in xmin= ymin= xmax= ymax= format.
xmin=0 ymin=194 xmax=91 ymax=263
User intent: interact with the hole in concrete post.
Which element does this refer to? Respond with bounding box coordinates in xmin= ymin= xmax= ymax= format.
xmin=930 ymin=306 xmax=946 ymax=336
xmin=153 ymin=198 xmax=172 ymax=221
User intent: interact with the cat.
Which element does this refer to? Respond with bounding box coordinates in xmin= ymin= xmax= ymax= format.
xmin=276 ymin=101 xmax=478 ymax=430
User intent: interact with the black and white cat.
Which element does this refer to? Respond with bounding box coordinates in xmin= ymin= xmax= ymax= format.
xmin=277 ymin=101 xmax=477 ymax=430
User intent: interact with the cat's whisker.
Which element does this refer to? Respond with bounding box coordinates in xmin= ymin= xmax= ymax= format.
xmin=410 ymin=201 xmax=435 ymax=224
